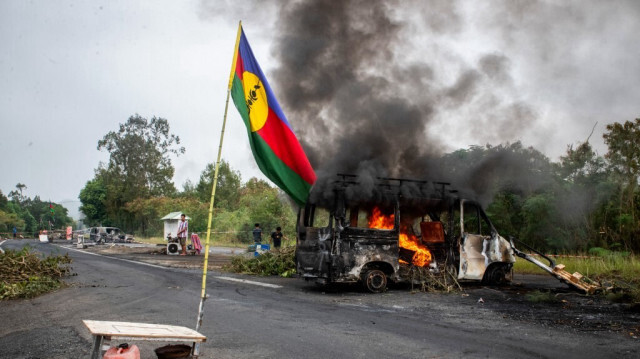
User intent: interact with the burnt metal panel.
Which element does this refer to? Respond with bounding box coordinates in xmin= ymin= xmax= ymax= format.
xmin=296 ymin=226 xmax=333 ymax=279
xmin=337 ymin=228 xmax=400 ymax=282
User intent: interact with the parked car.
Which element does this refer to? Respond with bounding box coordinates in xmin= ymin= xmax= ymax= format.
xmin=88 ymin=227 xmax=134 ymax=244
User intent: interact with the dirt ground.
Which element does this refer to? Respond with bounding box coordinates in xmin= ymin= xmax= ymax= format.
xmin=457 ymin=279 xmax=640 ymax=338
xmin=82 ymin=243 xmax=236 ymax=269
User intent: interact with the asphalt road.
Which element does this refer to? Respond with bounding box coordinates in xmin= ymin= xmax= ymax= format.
xmin=0 ymin=239 xmax=637 ymax=359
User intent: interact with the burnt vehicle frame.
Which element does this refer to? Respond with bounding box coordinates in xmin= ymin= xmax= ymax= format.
xmin=295 ymin=175 xmax=516 ymax=293
xmin=88 ymin=226 xmax=134 ymax=244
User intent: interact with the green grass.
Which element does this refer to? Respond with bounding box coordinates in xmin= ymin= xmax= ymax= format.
xmin=513 ymin=254 xmax=639 ymax=281
xmin=514 ymin=253 xmax=640 ymax=302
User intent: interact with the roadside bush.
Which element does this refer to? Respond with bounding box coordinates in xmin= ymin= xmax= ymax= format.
xmin=0 ymin=247 xmax=73 ymax=300
xmin=225 ymin=246 xmax=296 ymax=277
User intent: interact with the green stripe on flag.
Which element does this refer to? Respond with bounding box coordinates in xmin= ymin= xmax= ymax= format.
xmin=231 ymin=76 xmax=249 ymax=125
xmin=231 ymin=75 xmax=312 ymax=205
xmin=250 ymin=133 xmax=312 ymax=205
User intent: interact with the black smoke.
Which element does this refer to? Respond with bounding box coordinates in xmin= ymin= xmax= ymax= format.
xmin=267 ymin=0 xmax=540 ymax=203
xmin=198 ymin=0 xmax=635 ymax=208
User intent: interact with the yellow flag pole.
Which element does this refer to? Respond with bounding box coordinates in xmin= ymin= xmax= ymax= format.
xmin=194 ymin=21 xmax=242 ymax=356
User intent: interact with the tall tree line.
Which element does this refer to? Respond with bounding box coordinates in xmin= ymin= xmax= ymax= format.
xmin=79 ymin=115 xmax=296 ymax=240
xmin=460 ymin=119 xmax=640 ymax=252
xmin=0 ymin=184 xmax=73 ymax=236
xmin=80 ymin=115 xmax=640 ymax=252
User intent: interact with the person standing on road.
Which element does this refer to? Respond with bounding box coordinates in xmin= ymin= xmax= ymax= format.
xmin=177 ymin=213 xmax=188 ymax=255
xmin=270 ymin=226 xmax=283 ymax=252
xmin=13 ymin=226 xmax=17 ymax=238
xmin=252 ymin=223 xmax=262 ymax=244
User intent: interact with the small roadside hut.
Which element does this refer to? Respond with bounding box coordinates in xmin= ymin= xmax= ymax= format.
xmin=161 ymin=212 xmax=191 ymax=240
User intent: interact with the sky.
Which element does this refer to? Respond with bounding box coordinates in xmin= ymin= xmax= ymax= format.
xmin=1 ymin=0 xmax=639 ymax=219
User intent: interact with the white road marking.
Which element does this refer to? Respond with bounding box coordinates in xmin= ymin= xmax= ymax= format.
xmin=0 ymin=240 xmax=5 ymax=253
xmin=214 ymin=276 xmax=282 ymax=289
xmin=54 ymin=245 xmax=283 ymax=289
xmin=54 ymin=244 xmax=169 ymax=270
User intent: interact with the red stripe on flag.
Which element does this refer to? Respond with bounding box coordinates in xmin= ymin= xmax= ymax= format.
xmin=235 ymin=53 xmax=245 ymax=80
xmin=257 ymin=109 xmax=316 ymax=185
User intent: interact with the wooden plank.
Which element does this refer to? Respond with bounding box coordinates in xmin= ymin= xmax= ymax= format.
xmin=551 ymin=265 xmax=599 ymax=294
xmin=83 ymin=320 xmax=206 ymax=341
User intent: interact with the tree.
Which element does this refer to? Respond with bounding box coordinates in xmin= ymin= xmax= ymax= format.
xmin=179 ymin=180 xmax=198 ymax=199
xmin=21 ymin=210 xmax=37 ymax=234
xmin=235 ymin=178 xmax=296 ymax=241
xmin=603 ymin=118 xmax=640 ymax=251
xmin=485 ymin=190 xmax=523 ymax=238
xmin=519 ymin=193 xmax=568 ymax=251
xmin=22 ymin=196 xmax=73 ymax=230
xmin=441 ymin=142 xmax=555 ymax=206
xmin=8 ymin=183 xmax=27 ymax=203
xmin=195 ymin=160 xmax=242 ymax=210
xmin=125 ymin=196 xmax=208 ymax=236
xmin=79 ymin=177 xmax=108 ymax=226
xmin=555 ymin=141 xmax=614 ymax=249
xmin=0 ymin=190 xmax=8 ymax=210
xmin=96 ymin=115 xmax=185 ymax=230
xmin=0 ymin=210 xmax=24 ymax=232
xmin=559 ymin=142 xmax=608 ymax=185
xmin=16 ymin=183 xmax=27 ymax=199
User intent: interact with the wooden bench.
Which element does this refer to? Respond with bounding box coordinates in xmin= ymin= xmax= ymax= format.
xmin=83 ymin=320 xmax=206 ymax=359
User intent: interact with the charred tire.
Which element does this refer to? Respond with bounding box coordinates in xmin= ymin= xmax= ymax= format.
xmin=362 ymin=269 xmax=387 ymax=293
xmin=482 ymin=263 xmax=512 ymax=285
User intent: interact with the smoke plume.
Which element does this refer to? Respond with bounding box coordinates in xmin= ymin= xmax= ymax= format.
xmin=267 ymin=0 xmax=540 ymax=203
xmin=198 ymin=0 xmax=640 ymax=206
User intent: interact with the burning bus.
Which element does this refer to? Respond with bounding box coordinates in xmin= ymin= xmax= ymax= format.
xmin=295 ymin=175 xmax=516 ymax=292
xmin=296 ymin=174 xmax=600 ymax=294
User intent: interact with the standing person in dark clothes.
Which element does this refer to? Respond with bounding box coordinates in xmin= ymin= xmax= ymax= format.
xmin=270 ymin=226 xmax=283 ymax=252
xmin=252 ymin=223 xmax=262 ymax=244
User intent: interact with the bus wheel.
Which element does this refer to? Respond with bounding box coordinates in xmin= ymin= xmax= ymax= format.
xmin=363 ymin=269 xmax=387 ymax=293
xmin=483 ymin=263 xmax=512 ymax=285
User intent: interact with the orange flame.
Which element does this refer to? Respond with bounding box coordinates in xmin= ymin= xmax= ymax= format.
xmin=368 ymin=207 xmax=432 ymax=267
xmin=399 ymin=233 xmax=432 ymax=267
xmin=368 ymin=207 xmax=395 ymax=229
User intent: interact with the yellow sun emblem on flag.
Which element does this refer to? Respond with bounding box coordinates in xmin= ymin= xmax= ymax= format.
xmin=243 ymin=72 xmax=269 ymax=132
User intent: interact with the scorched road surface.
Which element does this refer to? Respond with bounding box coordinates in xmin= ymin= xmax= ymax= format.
xmin=0 ymin=239 xmax=637 ymax=359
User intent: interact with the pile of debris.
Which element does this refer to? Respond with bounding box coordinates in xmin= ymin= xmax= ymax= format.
xmin=0 ymin=247 xmax=73 ymax=299
xmin=225 ymin=246 xmax=296 ymax=277
xmin=398 ymin=263 xmax=462 ymax=293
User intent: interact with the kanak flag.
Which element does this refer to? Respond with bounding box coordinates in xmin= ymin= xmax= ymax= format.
xmin=229 ymin=24 xmax=316 ymax=205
